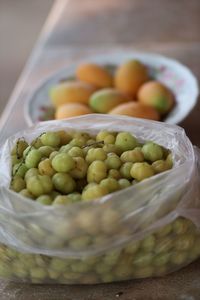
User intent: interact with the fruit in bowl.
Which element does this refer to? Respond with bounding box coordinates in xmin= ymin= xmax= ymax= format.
xmin=39 ymin=59 xmax=176 ymax=122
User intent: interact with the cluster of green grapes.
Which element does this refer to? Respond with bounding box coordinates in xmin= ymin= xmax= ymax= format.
xmin=10 ymin=129 xmax=173 ymax=204
xmin=0 ymin=217 xmax=200 ymax=283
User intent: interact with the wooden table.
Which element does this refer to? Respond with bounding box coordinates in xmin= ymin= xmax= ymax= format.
xmin=0 ymin=1 xmax=200 ymax=299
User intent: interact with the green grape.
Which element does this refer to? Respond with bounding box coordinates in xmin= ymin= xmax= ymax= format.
xmin=23 ymin=145 xmax=32 ymax=158
xmin=49 ymin=190 xmax=60 ymax=200
xmin=142 ymin=142 xmax=163 ymax=162
xmin=73 ymin=131 xmax=91 ymax=141
xmin=118 ymin=178 xmax=131 ymax=189
xmin=101 ymin=209 xmax=120 ymax=234
xmin=174 ymin=234 xmax=194 ymax=251
xmin=154 ymin=236 xmax=173 ymax=254
xmin=69 ymin=157 xmax=88 ymax=179
xmin=125 ymin=240 xmax=141 ymax=254
xmin=12 ymin=260 xmax=28 ymax=279
xmin=105 ymin=153 xmax=122 ymax=169
xmin=86 ymin=148 xmax=107 ymax=163
xmin=152 ymin=160 xmax=171 ymax=174
xmin=96 ymin=131 xmax=111 ymax=141
xmin=30 ymin=267 xmax=47 ymax=280
xmin=12 ymin=163 xmax=28 ymax=178
xmin=67 ymin=192 xmax=82 ymax=202
xmin=31 ymin=137 xmax=43 ymax=149
xmin=104 ymin=134 xmax=116 ymax=144
xmin=38 ymin=158 xmax=55 ymax=176
xmin=120 ymin=162 xmax=133 ymax=179
xmin=41 ymin=132 xmax=60 ymax=147
xmin=11 ymin=139 xmax=28 ymax=157
xmin=57 ymin=130 xmax=72 ymax=145
xmin=69 ymin=236 xmax=91 ymax=250
xmin=166 ymin=153 xmax=173 ymax=168
xmin=115 ymin=132 xmax=138 ymax=151
xmin=49 ymin=151 xmax=59 ymax=160
xmin=156 ymin=223 xmax=172 ymax=237
xmin=172 ymin=218 xmax=190 ymax=235
xmin=53 ymin=195 xmax=73 ymax=205
xmin=52 ymin=173 xmax=76 ymax=194
xmin=10 ymin=176 xmax=26 ymax=192
xmin=11 ymin=155 xmax=22 ymax=166
xmin=100 ymin=178 xmax=120 ymax=193
xmin=103 ymin=249 xmax=121 ymax=266
xmin=69 ymin=137 xmax=86 ymax=147
xmin=120 ymin=148 xmax=144 ymax=163
xmin=36 ymin=195 xmax=52 ymax=205
xmin=133 ymin=252 xmax=153 ymax=267
xmin=170 ymin=251 xmax=188 ymax=265
xmin=103 ymin=144 xmax=122 ymax=155
xmin=38 ymin=146 xmax=54 ymax=157
xmin=141 ymin=235 xmax=156 ymax=252
xmin=108 ymin=169 xmax=121 ymax=180
xmin=76 ymin=210 xmax=100 ymax=235
xmin=130 ymin=162 xmax=154 ymax=181
xmin=68 ymin=146 xmax=84 ymax=158
xmin=133 ymin=266 xmax=154 ymax=278
xmin=24 ymin=168 xmax=39 ymax=181
xmin=87 ymin=160 xmax=107 ymax=183
xmin=19 ymin=189 xmax=34 ymax=199
xmin=52 ymin=153 xmax=75 ymax=172
xmin=25 ymin=149 xmax=42 ymax=168
xmin=59 ymin=144 xmax=73 ymax=153
xmin=27 ymin=175 xmax=53 ymax=197
xmin=82 ymin=185 xmax=108 ymax=201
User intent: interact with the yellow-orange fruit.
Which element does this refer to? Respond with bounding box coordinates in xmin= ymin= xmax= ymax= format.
xmin=137 ymin=81 xmax=174 ymax=114
xmin=89 ymin=88 xmax=130 ymax=113
xmin=55 ymin=103 xmax=92 ymax=120
xmin=76 ymin=63 xmax=113 ymax=88
xmin=114 ymin=60 xmax=149 ymax=97
xmin=50 ymin=81 xmax=96 ymax=108
xmin=109 ymin=102 xmax=160 ymax=121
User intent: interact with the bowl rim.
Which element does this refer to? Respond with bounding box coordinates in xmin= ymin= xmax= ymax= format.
xmin=24 ymin=50 xmax=199 ymax=126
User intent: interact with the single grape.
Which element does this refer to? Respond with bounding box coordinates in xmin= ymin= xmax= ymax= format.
xmin=12 ymin=163 xmax=28 ymax=178
xmin=69 ymin=138 xmax=86 ymax=147
xmin=11 ymin=140 xmax=28 ymax=157
xmin=11 ymin=154 xmax=22 ymax=166
xmin=59 ymin=144 xmax=73 ymax=153
xmin=19 ymin=189 xmax=34 ymax=199
xmin=38 ymin=146 xmax=54 ymax=158
xmin=38 ymin=159 xmax=55 ymax=177
xmin=49 ymin=151 xmax=59 ymax=160
xmin=52 ymin=195 xmax=73 ymax=205
xmin=57 ymin=130 xmax=72 ymax=145
xmin=73 ymin=132 xmax=91 ymax=141
xmin=87 ymin=160 xmax=107 ymax=183
xmin=118 ymin=178 xmax=131 ymax=189
xmin=23 ymin=145 xmax=32 ymax=158
xmin=67 ymin=192 xmax=82 ymax=202
xmin=41 ymin=132 xmax=60 ymax=147
xmin=108 ymin=169 xmax=121 ymax=180
xmin=25 ymin=149 xmax=42 ymax=169
xmin=10 ymin=176 xmax=26 ymax=192
xmin=86 ymin=148 xmax=107 ymax=163
xmin=142 ymin=142 xmax=163 ymax=162
xmin=68 ymin=146 xmax=84 ymax=158
xmin=130 ymin=162 xmax=154 ymax=181
xmin=100 ymin=178 xmax=120 ymax=193
xmin=120 ymin=162 xmax=133 ymax=179
xmin=115 ymin=132 xmax=138 ymax=151
xmin=52 ymin=173 xmax=76 ymax=194
xmin=27 ymin=175 xmax=53 ymax=197
xmin=105 ymin=153 xmax=122 ymax=169
xmin=31 ymin=138 xmax=43 ymax=149
xmin=166 ymin=153 xmax=173 ymax=168
xmin=69 ymin=157 xmax=88 ymax=179
xmin=82 ymin=184 xmax=109 ymax=201
xmin=36 ymin=195 xmax=52 ymax=205
xmin=120 ymin=148 xmax=144 ymax=163
xmin=52 ymin=153 xmax=75 ymax=172
xmin=152 ymin=160 xmax=171 ymax=174
xmin=25 ymin=168 xmax=39 ymax=182
xmin=103 ymin=144 xmax=122 ymax=155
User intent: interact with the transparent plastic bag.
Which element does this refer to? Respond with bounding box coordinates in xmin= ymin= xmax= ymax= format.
xmin=0 ymin=114 xmax=199 ymax=284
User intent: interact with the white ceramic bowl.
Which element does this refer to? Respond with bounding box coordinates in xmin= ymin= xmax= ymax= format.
xmin=25 ymin=51 xmax=199 ymax=126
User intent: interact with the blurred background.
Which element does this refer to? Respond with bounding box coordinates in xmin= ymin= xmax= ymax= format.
xmin=0 ymin=0 xmax=54 ymax=114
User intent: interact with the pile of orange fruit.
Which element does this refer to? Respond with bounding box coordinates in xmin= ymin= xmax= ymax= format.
xmin=50 ymin=60 xmax=175 ymax=121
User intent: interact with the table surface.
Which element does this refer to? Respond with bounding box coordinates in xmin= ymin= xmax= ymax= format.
xmin=0 ymin=0 xmax=200 ymax=299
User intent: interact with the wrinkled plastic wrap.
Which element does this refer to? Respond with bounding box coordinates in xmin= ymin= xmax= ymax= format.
xmin=0 ymin=114 xmax=200 ymax=284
